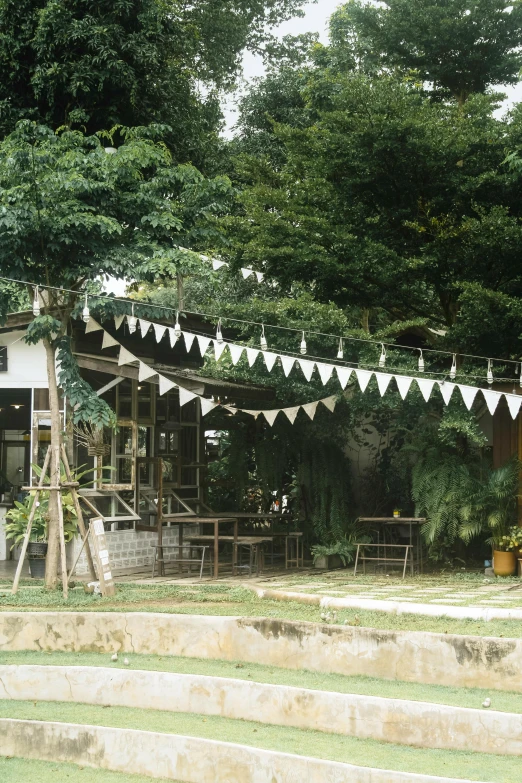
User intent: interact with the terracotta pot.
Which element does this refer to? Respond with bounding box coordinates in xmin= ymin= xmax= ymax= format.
xmin=493 ymin=550 xmax=516 ymax=577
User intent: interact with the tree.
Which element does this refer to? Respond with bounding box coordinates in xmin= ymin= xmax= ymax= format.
xmin=329 ymin=0 xmax=522 ymax=105
xmin=0 ymin=120 xmax=232 ymax=587
xmin=0 ymin=0 xmax=308 ymax=166
xmin=228 ymin=69 xmax=522 ymax=360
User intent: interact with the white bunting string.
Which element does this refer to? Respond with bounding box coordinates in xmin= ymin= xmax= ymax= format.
xmin=101 ymin=322 xmax=522 ymax=421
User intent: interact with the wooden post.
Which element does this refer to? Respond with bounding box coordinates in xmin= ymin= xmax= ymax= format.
xmin=12 ymin=447 xmax=51 ymax=595
xmin=61 ymin=445 xmax=96 ymax=580
xmin=56 ymin=485 xmax=69 ymax=600
xmin=157 ymin=457 xmax=164 ymax=576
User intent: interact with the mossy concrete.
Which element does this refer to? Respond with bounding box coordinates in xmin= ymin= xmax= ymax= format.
xmin=0 ymin=718 xmax=482 ymax=783
xmin=1 ymin=611 xmax=521 ymax=692
xmin=0 ymin=664 xmax=520 ymax=755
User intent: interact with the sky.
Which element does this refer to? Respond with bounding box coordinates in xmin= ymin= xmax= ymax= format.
xmin=223 ymin=0 xmax=341 ymax=135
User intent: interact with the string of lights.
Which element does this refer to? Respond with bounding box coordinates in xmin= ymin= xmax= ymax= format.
xmin=1 ymin=274 xmax=521 ymax=385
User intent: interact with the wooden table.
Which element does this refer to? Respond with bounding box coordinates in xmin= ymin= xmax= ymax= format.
xmin=160 ymin=516 xmax=237 ymax=579
xmin=187 ymin=535 xmax=273 ymax=576
xmin=356 ymin=517 xmax=425 ymax=576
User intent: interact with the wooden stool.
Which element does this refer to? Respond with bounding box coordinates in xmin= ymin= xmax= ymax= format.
xmin=285 ymin=533 xmax=303 ymax=569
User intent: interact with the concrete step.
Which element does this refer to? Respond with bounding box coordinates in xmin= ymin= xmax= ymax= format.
xmin=1 ymin=664 xmax=521 ymax=756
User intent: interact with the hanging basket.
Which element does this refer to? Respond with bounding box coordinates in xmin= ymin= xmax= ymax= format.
xmin=87 ymin=444 xmax=111 ymax=457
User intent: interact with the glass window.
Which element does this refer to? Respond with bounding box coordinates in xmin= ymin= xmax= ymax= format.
xmin=117 ymin=379 xmax=133 ymax=418
xmin=137 ymin=383 xmax=153 ymax=421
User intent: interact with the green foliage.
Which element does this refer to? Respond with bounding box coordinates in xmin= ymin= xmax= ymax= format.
xmin=4 ymin=496 xmax=48 ymax=545
xmin=0 ymin=0 xmax=308 ymax=167
xmin=310 ymin=538 xmax=356 ymax=565
xmin=459 ymin=459 xmax=520 ymax=547
xmin=330 ymin=0 xmax=522 ymax=103
xmin=497 ymin=525 xmax=522 ymax=552
xmin=56 ymin=336 xmax=117 ymax=429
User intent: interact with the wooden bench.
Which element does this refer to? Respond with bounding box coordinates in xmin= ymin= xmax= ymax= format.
xmin=150 ymin=544 xmax=211 ymax=580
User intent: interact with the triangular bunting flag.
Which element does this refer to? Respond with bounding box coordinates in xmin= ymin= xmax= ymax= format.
xmin=284 ymin=406 xmax=300 ymax=424
xmin=179 ymin=386 xmax=198 ymax=407
xmin=153 ymin=323 xmax=166 ymax=343
xmin=281 ymin=355 xmax=295 ymax=377
xmin=355 ymin=368 xmax=373 ymax=392
xmin=505 ymin=393 xmax=522 ymax=420
xmin=457 ymin=384 xmax=479 ymax=411
xmin=395 ymin=375 xmax=413 ymax=400
xmin=263 ymin=409 xmax=280 ymax=426
xmin=375 ymin=372 xmax=393 ymax=397
xmin=255 ymin=271 xmax=264 ymax=283
xmin=158 ymin=375 xmax=177 ymax=396
xmin=138 ymin=362 xmax=157 ymax=383
xmin=241 ymin=268 xmax=254 ymax=279
xmin=242 ymin=410 xmax=261 ymax=419
xmin=224 ymin=405 xmax=238 ymax=415
xmin=168 ymin=328 xmax=178 ymax=348
xmin=184 ymin=332 xmax=196 ymax=353
xmin=139 ymin=319 xmax=151 ymax=337
xmin=317 ymin=362 xmax=334 ymax=385
xmin=298 ymin=358 xmax=315 ymax=381
xmin=482 ymin=389 xmax=502 ymax=416
xmin=200 ymin=397 xmax=218 ymax=416
xmin=263 ymin=351 xmax=278 ymax=372
xmin=437 ymin=381 xmax=456 ymax=405
xmin=101 ymin=331 xmax=119 ymax=350
xmin=197 ymin=335 xmax=212 ymax=356
xmin=302 ymin=401 xmax=319 ymax=420
xmin=214 ymin=340 xmax=228 ymax=361
xmin=118 ymin=346 xmax=138 ymax=366
xmin=85 ymin=318 xmax=103 ymax=334
xmin=229 ymin=344 xmax=245 ymax=365
xmin=336 ymin=367 xmax=353 ymax=389
xmin=114 ymin=315 xmax=125 ymax=330
xmin=246 ymin=347 xmax=259 ymax=367
xmin=321 ymin=396 xmax=337 ymax=413
xmin=416 ymin=378 xmax=435 ymax=402
xmin=212 ymin=259 xmax=227 ymax=271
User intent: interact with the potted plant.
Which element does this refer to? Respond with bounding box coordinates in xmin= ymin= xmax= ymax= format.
xmin=311 ymin=539 xmax=356 ymax=570
xmin=4 ymin=463 xmax=86 ymax=578
xmin=460 ymin=460 xmax=520 ymax=578
xmin=5 ymin=495 xmax=49 ymax=578
xmin=494 ymin=526 xmax=522 ymax=576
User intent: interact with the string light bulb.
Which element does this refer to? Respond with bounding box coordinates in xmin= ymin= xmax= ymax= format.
xmin=487 ymin=359 xmax=494 ymax=385
xmin=260 ymin=324 xmax=268 ymax=351
xmin=449 ymin=354 xmax=457 ymax=381
xmin=32 ymin=286 xmax=40 ymax=317
xmin=418 ymin=350 xmax=425 ymax=373
xmin=378 ymin=344 xmax=386 ymax=368
xmin=128 ymin=303 xmax=137 ymax=335
xmin=337 ymin=338 xmax=344 ymax=360
xmin=82 ymin=292 xmax=90 ymax=324
xmin=174 ymin=311 xmax=181 ymax=338
xmin=216 ymin=318 xmax=223 ymax=344
xmin=300 ymin=331 xmax=307 ymax=355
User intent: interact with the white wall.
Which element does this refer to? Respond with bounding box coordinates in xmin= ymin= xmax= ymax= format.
xmin=0 ymin=331 xmax=48 ymax=388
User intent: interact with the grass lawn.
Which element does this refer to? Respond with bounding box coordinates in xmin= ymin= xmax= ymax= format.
xmin=0 ymin=756 xmax=178 ymax=782
xmin=2 ymin=649 xmax=522 ymax=713
xmin=1 ymin=699 xmax=520 ymax=782
xmin=2 ymin=580 xmax=522 ymax=638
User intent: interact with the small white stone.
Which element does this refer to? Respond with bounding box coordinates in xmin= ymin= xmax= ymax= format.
xmin=482 ymin=698 xmax=491 ymax=708
xmin=123 ymin=658 xmax=130 ymax=666
xmin=111 ymin=653 xmax=118 ymax=662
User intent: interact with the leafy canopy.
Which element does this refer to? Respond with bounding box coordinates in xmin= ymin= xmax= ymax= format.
xmin=0 ymin=0 xmax=308 ymax=165
xmin=329 ymin=0 xmax=522 ymax=104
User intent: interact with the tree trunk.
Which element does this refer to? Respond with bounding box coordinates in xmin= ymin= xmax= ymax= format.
xmin=43 ymin=337 xmax=62 ymax=590
xmin=361 ymin=309 xmax=370 ymax=333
